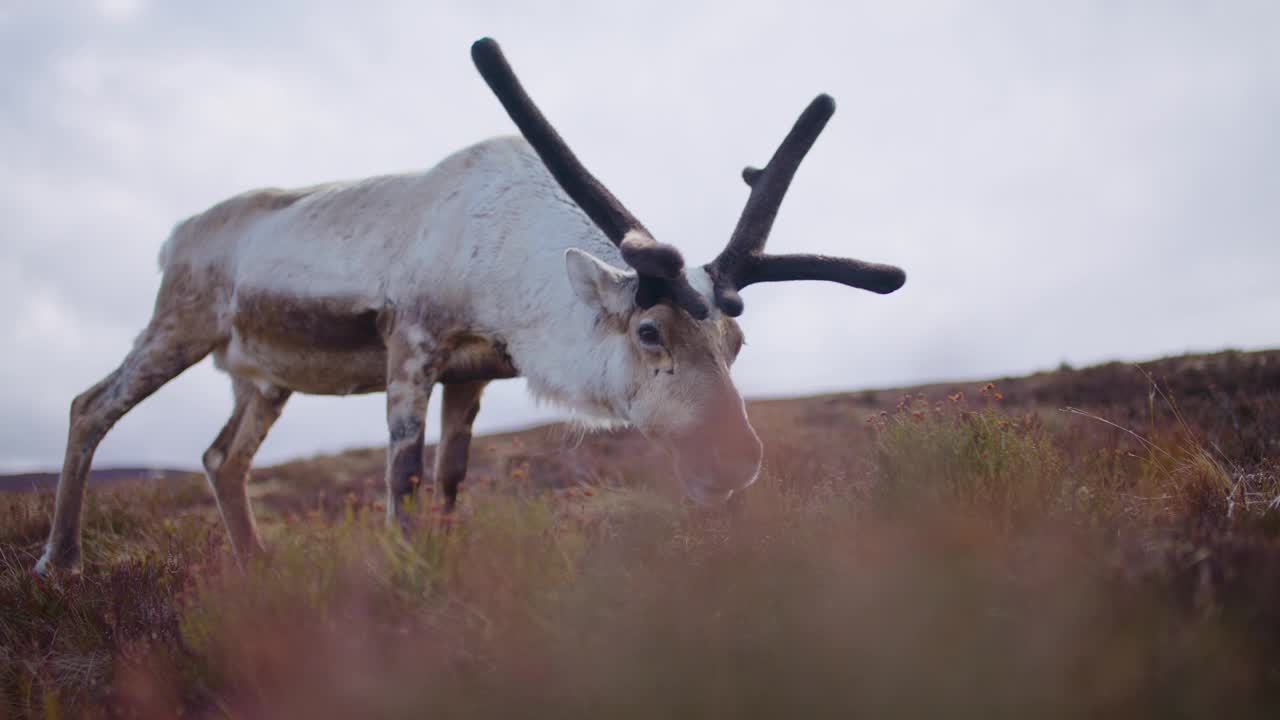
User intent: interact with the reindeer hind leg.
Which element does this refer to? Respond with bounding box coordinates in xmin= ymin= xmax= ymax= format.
xmin=436 ymin=380 xmax=487 ymax=511
xmin=36 ymin=325 xmax=215 ymax=574
xmin=203 ymin=376 xmax=290 ymax=566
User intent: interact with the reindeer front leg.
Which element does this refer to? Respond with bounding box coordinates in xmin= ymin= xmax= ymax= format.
xmin=384 ymin=327 xmax=437 ymax=526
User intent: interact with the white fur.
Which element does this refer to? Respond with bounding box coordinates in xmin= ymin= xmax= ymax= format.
xmin=684 ymin=266 xmax=715 ymax=300
xmin=159 ymin=136 xmax=697 ymax=426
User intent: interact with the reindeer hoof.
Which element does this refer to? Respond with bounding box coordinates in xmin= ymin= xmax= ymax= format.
xmin=34 ymin=545 xmax=82 ymax=577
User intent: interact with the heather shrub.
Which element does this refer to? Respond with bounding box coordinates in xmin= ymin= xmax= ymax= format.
xmin=3 ymin=356 xmax=1280 ymax=718
xmin=871 ymin=387 xmax=1066 ymax=529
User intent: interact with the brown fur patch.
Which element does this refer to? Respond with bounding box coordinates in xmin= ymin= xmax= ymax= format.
xmin=150 ymin=264 xmax=227 ymax=342
xmin=437 ymin=381 xmax=486 ymax=508
xmin=439 ymin=332 xmax=518 ymax=382
xmin=233 ymin=292 xmax=383 ymax=352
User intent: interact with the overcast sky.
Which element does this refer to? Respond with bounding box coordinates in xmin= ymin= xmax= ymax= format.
xmin=2 ymin=1 xmax=1277 ymax=472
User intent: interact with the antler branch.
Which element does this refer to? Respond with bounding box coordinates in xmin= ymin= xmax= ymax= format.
xmin=706 ymin=94 xmax=906 ymax=316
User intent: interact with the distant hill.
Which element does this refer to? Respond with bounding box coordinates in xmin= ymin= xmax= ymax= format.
xmin=3 ymin=349 xmax=1276 ymax=498
xmin=0 ymin=467 xmax=195 ymax=493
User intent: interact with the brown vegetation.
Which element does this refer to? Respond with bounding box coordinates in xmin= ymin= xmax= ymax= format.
xmin=2 ymin=349 xmax=1278 ymax=718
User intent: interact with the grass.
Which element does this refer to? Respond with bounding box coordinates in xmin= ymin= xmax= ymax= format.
xmin=2 ymin=353 xmax=1280 ymax=718
xmin=871 ymin=386 xmax=1067 ymax=529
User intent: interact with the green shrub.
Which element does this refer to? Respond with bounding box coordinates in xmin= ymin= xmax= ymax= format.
xmin=872 ymin=388 xmax=1066 ymax=530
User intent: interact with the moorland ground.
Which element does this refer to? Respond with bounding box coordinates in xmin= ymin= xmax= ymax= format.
xmin=2 ymin=349 xmax=1279 ymax=718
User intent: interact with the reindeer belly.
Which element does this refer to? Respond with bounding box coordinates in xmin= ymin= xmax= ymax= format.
xmin=218 ymin=332 xmax=388 ymax=395
xmin=216 ymin=291 xmax=521 ymax=395
xmin=220 ymin=291 xmax=389 ymax=395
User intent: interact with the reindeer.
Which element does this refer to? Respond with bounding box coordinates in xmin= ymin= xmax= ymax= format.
xmin=36 ymin=38 xmax=905 ymax=574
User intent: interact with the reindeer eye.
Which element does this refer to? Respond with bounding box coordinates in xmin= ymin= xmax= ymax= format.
xmin=637 ymin=324 xmax=661 ymax=346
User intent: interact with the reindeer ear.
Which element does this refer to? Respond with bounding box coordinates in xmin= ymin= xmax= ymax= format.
xmin=565 ymin=248 xmax=632 ymax=316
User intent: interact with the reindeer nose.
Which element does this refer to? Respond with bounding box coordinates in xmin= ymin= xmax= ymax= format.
xmin=674 ymin=427 xmax=761 ymax=490
xmin=726 ymin=430 xmax=764 ymax=485
xmin=705 ymin=427 xmax=763 ymax=489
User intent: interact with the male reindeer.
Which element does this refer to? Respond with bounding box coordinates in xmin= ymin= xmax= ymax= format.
xmin=36 ymin=38 xmax=905 ymax=574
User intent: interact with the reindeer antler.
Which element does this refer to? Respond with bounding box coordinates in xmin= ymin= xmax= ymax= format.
xmin=471 ymin=38 xmax=710 ymax=319
xmin=705 ymin=95 xmax=906 ymax=316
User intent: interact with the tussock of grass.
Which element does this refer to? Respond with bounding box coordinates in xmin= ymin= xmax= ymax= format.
xmin=872 ymin=387 xmax=1066 ymax=530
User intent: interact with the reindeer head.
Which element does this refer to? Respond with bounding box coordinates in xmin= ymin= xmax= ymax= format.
xmin=472 ymin=38 xmax=905 ymax=504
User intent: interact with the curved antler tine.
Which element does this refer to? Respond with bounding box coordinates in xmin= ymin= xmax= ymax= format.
xmin=714 ymin=94 xmax=836 ymax=273
xmin=471 ymin=38 xmax=651 ymax=244
xmin=707 ymin=94 xmax=906 ymax=314
xmin=742 ymin=254 xmax=906 ymax=295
